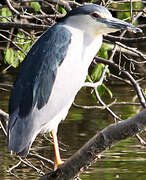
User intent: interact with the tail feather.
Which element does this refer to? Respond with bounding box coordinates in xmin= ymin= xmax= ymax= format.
xmin=8 ymin=113 xmax=38 ymax=156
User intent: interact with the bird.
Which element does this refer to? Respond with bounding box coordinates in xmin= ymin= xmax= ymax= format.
xmin=7 ymin=4 xmax=141 ymax=167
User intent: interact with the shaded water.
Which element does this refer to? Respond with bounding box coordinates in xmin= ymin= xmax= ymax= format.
xmin=0 ymin=73 xmax=146 ymax=180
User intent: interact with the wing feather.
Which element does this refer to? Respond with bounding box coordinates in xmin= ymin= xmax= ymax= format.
xmin=9 ymin=24 xmax=71 ymax=118
xmin=8 ymin=24 xmax=72 ymax=155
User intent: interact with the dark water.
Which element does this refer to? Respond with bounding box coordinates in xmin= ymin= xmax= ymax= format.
xmin=0 ymin=73 xmax=146 ymax=180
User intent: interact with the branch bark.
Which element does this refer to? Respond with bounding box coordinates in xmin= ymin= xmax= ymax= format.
xmin=38 ymin=109 xmax=146 ymax=180
xmin=104 ymin=34 xmax=146 ymax=43
xmin=0 ymin=22 xmax=48 ymax=31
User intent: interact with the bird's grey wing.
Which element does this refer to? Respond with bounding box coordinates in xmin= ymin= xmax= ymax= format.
xmin=9 ymin=24 xmax=71 ymax=118
xmin=8 ymin=24 xmax=71 ymax=155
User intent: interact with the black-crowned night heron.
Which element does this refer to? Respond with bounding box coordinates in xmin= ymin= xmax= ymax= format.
xmin=8 ymin=4 xmax=141 ymax=167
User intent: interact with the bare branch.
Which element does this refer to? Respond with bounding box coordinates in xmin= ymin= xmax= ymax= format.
xmin=28 ymin=153 xmax=54 ymax=168
xmin=5 ymin=0 xmax=32 ymax=19
xmin=104 ymin=34 xmax=146 ymax=43
xmin=94 ymin=57 xmax=146 ymax=108
xmin=39 ymin=108 xmax=146 ymax=180
xmin=116 ymin=41 xmax=146 ymax=61
xmin=83 ymin=64 xmax=122 ymax=120
xmin=0 ymin=22 xmax=48 ymax=31
xmin=0 ymin=109 xmax=9 ymax=121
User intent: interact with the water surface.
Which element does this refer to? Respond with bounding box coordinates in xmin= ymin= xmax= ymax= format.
xmin=0 ymin=73 xmax=145 ymax=180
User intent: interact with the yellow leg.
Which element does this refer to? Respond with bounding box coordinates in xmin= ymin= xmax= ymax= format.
xmin=51 ymin=130 xmax=64 ymax=167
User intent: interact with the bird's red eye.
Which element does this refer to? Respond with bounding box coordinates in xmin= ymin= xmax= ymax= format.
xmin=91 ymin=13 xmax=99 ymax=18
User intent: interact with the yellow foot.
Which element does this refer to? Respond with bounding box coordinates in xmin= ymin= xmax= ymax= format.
xmin=54 ymin=160 xmax=64 ymax=170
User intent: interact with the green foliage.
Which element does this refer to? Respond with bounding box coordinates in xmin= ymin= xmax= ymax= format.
xmin=4 ymin=32 xmax=35 ymax=68
xmin=4 ymin=48 xmax=17 ymax=67
xmin=87 ymin=43 xmax=112 ymax=99
xmin=98 ymin=84 xmax=113 ymax=98
xmin=91 ymin=63 xmax=105 ymax=82
xmin=14 ymin=32 xmax=34 ymax=52
xmin=4 ymin=48 xmax=25 ymax=68
xmin=30 ymin=2 xmax=41 ymax=12
xmin=58 ymin=5 xmax=67 ymax=14
xmin=0 ymin=8 xmax=12 ymax=22
xmin=90 ymin=44 xmax=111 ymax=82
xmin=87 ymin=63 xmax=112 ymax=99
xmin=98 ymin=44 xmax=110 ymax=59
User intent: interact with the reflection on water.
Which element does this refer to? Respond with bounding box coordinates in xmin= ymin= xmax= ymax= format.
xmin=0 ymin=73 xmax=146 ymax=180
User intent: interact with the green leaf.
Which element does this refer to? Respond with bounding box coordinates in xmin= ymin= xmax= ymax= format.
xmin=6 ymin=9 xmax=12 ymax=17
xmin=14 ymin=32 xmax=25 ymax=44
xmin=86 ymin=74 xmax=93 ymax=83
xmin=0 ymin=8 xmax=12 ymax=22
xmin=4 ymin=48 xmax=14 ymax=64
xmin=97 ymin=44 xmax=110 ymax=59
xmin=97 ymin=84 xmax=112 ymax=98
xmin=58 ymin=5 xmax=67 ymax=14
xmin=15 ymin=50 xmax=25 ymax=63
xmin=4 ymin=48 xmax=26 ymax=68
xmin=91 ymin=63 xmax=105 ymax=81
xmin=4 ymin=32 xmax=36 ymax=68
xmin=102 ymin=84 xmax=113 ymax=98
xmin=1 ymin=8 xmax=7 ymax=22
xmin=91 ymin=91 xmax=97 ymax=101
xmin=3 ymin=31 xmax=36 ymax=68
xmin=14 ymin=32 xmax=35 ymax=54
xmin=4 ymin=48 xmax=19 ymax=68
xmin=91 ymin=84 xmax=112 ymax=101
xmin=91 ymin=84 xmax=107 ymax=101
xmin=30 ymin=2 xmax=41 ymax=12
xmin=97 ymin=84 xmax=106 ymax=97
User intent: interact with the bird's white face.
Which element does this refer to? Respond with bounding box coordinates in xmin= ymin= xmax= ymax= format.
xmin=64 ymin=13 xmax=114 ymax=37
xmin=88 ymin=11 xmax=119 ymax=35
xmin=65 ymin=10 xmax=142 ymax=37
xmin=88 ymin=10 xmax=142 ymax=35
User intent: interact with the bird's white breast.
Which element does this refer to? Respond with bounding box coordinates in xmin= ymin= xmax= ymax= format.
xmin=64 ymin=24 xmax=103 ymax=75
xmin=36 ymin=25 xmax=103 ymax=133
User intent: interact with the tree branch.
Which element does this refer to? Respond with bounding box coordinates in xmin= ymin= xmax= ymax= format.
xmin=104 ymin=34 xmax=146 ymax=44
xmin=39 ymin=108 xmax=146 ymax=180
xmin=94 ymin=57 xmax=146 ymax=108
xmin=0 ymin=22 xmax=48 ymax=31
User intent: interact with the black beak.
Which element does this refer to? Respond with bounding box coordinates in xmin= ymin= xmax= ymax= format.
xmin=106 ymin=17 xmax=142 ymax=33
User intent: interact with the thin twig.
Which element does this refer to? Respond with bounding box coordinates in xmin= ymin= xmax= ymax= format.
xmin=95 ymin=88 xmax=121 ymax=121
xmin=6 ymin=0 xmax=31 ymax=19
xmin=116 ymin=41 xmax=146 ymax=61
xmin=7 ymin=160 xmax=22 ymax=179
xmin=94 ymin=57 xmax=146 ymax=108
xmin=135 ymin=134 xmax=146 ymax=145
xmin=0 ymin=33 xmax=26 ymax=54
xmin=0 ymin=120 xmax=7 ymax=136
xmin=104 ymin=34 xmax=146 ymax=44
xmin=0 ymin=109 xmax=9 ymax=120
xmin=28 ymin=153 xmax=54 ymax=167
xmin=84 ymin=65 xmax=122 ymax=120
xmin=19 ymin=157 xmax=45 ymax=175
